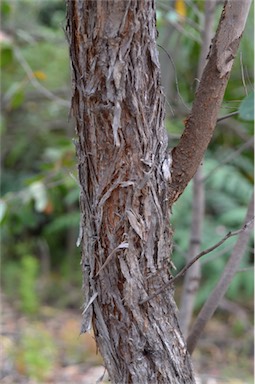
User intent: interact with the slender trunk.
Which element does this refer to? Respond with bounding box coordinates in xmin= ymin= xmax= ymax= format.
xmin=179 ymin=0 xmax=216 ymax=338
xmin=66 ymin=1 xmax=195 ymax=383
xmin=178 ymin=166 xmax=203 ymax=337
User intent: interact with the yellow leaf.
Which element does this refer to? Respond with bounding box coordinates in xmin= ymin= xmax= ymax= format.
xmin=33 ymin=70 xmax=47 ymax=80
xmin=175 ymin=0 xmax=186 ymax=20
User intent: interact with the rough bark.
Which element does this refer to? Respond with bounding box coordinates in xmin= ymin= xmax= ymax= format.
xmin=66 ymin=1 xmax=194 ymax=383
xmin=168 ymin=0 xmax=252 ymax=205
xmin=66 ymin=0 xmax=251 ymax=382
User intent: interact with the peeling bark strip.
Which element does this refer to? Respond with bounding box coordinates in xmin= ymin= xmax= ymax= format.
xmin=169 ymin=0 xmax=252 ymax=205
xmin=66 ymin=1 xmax=195 ymax=383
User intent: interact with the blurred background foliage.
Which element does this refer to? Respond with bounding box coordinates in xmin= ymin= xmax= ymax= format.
xmin=1 ymin=0 xmax=254 ymax=317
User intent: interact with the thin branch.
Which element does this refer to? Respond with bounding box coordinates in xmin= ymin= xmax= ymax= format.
xmin=187 ymin=192 xmax=254 ymax=354
xmin=203 ymin=136 xmax=254 ymax=182
xmin=157 ymin=2 xmax=202 ymax=32
xmin=140 ymin=217 xmax=254 ymax=305
xmin=157 ymin=44 xmax=190 ymax=112
xmin=216 ymin=111 xmax=239 ymax=122
xmin=240 ymin=51 xmax=248 ymax=96
xmin=185 ymin=0 xmax=204 ymax=20
xmin=217 ymin=118 xmax=252 ymax=142
xmin=237 ymin=266 xmax=254 ymax=273
xmin=172 ymin=220 xmax=253 ymax=282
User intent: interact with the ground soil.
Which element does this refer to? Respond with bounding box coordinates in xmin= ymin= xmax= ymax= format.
xmin=1 ymin=293 xmax=253 ymax=384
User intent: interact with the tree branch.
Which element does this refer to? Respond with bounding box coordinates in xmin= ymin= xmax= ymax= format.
xmin=203 ymin=136 xmax=254 ymax=182
xmin=216 ymin=110 xmax=239 ymax=122
xmin=140 ymin=215 xmax=254 ymax=305
xmin=168 ymin=0 xmax=252 ymax=206
xmin=187 ymin=192 xmax=254 ymax=354
xmin=178 ymin=0 xmax=217 ymax=338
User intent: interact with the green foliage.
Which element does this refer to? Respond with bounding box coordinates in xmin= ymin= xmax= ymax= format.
xmin=12 ymin=325 xmax=57 ymax=381
xmin=19 ymin=255 xmax=40 ymax=314
xmin=1 ymin=0 xmax=12 ymax=16
xmin=0 ymin=45 xmax=13 ymax=68
xmin=231 ymin=319 xmax=246 ymax=338
xmin=44 ymin=211 xmax=80 ymax=234
xmin=1 ymin=0 xmax=81 ymax=308
xmin=37 ymin=0 xmax=66 ymax=29
xmin=3 ymin=253 xmax=40 ymax=314
xmin=172 ymin=154 xmax=253 ymax=307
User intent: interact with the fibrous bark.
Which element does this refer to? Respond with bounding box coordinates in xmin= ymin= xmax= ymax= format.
xmin=66 ymin=0 xmax=251 ymax=382
xmin=66 ymin=1 xmax=194 ymax=383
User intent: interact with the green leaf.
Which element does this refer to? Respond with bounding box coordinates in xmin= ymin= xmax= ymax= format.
xmin=239 ymin=92 xmax=254 ymax=121
xmin=1 ymin=1 xmax=12 ymax=16
xmin=4 ymin=82 xmax=23 ymax=106
xmin=10 ymin=89 xmax=25 ymax=109
xmin=0 ymin=46 xmax=13 ymax=68
xmin=0 ymin=114 xmax=6 ymax=136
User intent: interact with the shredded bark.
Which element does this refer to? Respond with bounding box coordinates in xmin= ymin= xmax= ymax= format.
xmin=66 ymin=1 xmax=195 ymax=383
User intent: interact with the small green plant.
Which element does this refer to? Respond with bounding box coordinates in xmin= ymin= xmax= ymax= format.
xmin=19 ymin=255 xmax=39 ymax=314
xmin=231 ymin=319 xmax=246 ymax=337
xmin=13 ymin=324 xmax=57 ymax=381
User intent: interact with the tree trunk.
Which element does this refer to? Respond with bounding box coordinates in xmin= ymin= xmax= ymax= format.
xmin=66 ymin=1 xmax=195 ymax=383
xmin=66 ymin=0 xmax=251 ymax=382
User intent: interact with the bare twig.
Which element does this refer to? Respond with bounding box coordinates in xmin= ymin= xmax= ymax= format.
xmin=216 ymin=111 xmax=239 ymax=122
xmin=172 ymin=220 xmax=254 ymax=282
xmin=158 ymin=2 xmax=202 ymax=32
xmin=240 ymin=51 xmax=248 ymax=96
xmin=217 ymin=118 xmax=252 ymax=143
xmin=140 ymin=216 xmax=254 ymax=305
xmin=187 ymin=192 xmax=254 ymax=354
xmin=237 ymin=266 xmax=254 ymax=273
xmin=203 ymin=136 xmax=254 ymax=182
xmin=178 ymin=166 xmax=203 ymax=337
xmin=157 ymin=44 xmax=190 ymax=112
